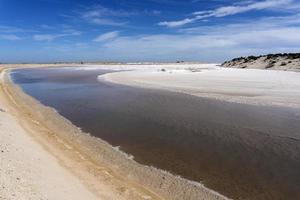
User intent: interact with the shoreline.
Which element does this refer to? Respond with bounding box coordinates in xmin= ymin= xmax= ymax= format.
xmin=1 ymin=65 xmax=228 ymax=200
xmin=99 ymin=67 xmax=300 ymax=108
xmin=1 ymin=66 xmax=166 ymax=200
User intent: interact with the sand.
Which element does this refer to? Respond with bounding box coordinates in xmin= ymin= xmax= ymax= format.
xmin=222 ymin=54 xmax=300 ymax=72
xmin=0 ymin=86 xmax=98 ymax=200
xmin=0 ymin=66 xmax=162 ymax=200
xmin=0 ymin=63 xmax=228 ymax=200
xmin=1 ymin=62 xmax=299 ymax=199
xmin=99 ymin=66 xmax=300 ymax=107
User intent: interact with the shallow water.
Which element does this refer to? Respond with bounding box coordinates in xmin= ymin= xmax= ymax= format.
xmin=12 ymin=67 xmax=300 ymax=200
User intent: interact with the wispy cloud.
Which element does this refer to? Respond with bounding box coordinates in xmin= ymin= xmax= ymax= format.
xmin=33 ymin=34 xmax=60 ymax=41
xmin=82 ymin=5 xmax=132 ymax=18
xmin=88 ymin=18 xmax=126 ymax=26
xmin=0 ymin=25 xmax=37 ymax=33
xmin=33 ymin=29 xmax=81 ymax=42
xmin=93 ymin=14 xmax=300 ymax=61
xmin=0 ymin=34 xmax=22 ymax=41
xmin=93 ymin=31 xmax=119 ymax=42
xmin=74 ymin=4 xmax=161 ymax=26
xmin=159 ymin=0 xmax=295 ymax=27
xmin=0 ymin=25 xmax=24 ymax=33
xmin=40 ymin=24 xmax=55 ymax=29
xmin=77 ymin=5 xmax=131 ymax=26
xmin=40 ymin=12 xmax=300 ymax=61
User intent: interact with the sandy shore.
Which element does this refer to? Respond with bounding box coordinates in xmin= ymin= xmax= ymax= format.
xmin=2 ymin=62 xmax=299 ymax=199
xmin=99 ymin=66 xmax=300 ymax=107
xmin=0 ymin=66 xmax=161 ymax=200
xmin=0 ymin=69 xmax=100 ymax=200
xmin=0 ymin=63 xmax=228 ymax=200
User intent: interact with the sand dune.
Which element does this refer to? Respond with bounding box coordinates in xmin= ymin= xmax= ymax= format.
xmin=222 ymin=53 xmax=300 ymax=71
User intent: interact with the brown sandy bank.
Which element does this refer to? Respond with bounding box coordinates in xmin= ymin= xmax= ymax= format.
xmin=0 ymin=65 xmax=228 ymax=200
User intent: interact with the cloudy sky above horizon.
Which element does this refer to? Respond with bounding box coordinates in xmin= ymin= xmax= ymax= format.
xmin=1 ymin=0 xmax=300 ymax=63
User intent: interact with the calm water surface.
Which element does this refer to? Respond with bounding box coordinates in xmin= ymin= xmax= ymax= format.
xmin=12 ymin=67 xmax=300 ymax=200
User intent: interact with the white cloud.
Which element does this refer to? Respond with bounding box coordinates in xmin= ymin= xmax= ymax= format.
xmin=40 ymin=24 xmax=55 ymax=29
xmin=93 ymin=31 xmax=119 ymax=42
xmin=0 ymin=25 xmax=37 ymax=33
xmin=0 ymin=26 xmax=22 ymax=33
xmin=62 ymin=29 xmax=82 ymax=36
xmin=203 ymin=0 xmax=292 ymax=17
xmin=158 ymin=18 xmax=196 ymax=27
xmin=33 ymin=30 xmax=81 ymax=42
xmin=77 ymin=5 xmax=160 ymax=27
xmin=93 ymin=21 xmax=300 ymax=61
xmin=159 ymin=0 xmax=295 ymax=27
xmin=82 ymin=5 xmax=132 ymax=18
xmin=33 ymin=34 xmax=59 ymax=41
xmin=179 ymin=14 xmax=300 ymax=35
xmin=78 ymin=5 xmax=131 ymax=26
xmin=90 ymin=18 xmax=126 ymax=26
xmin=0 ymin=34 xmax=22 ymax=41
xmin=21 ymin=16 xmax=300 ymax=62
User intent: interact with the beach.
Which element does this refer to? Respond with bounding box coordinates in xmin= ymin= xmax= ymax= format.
xmin=1 ymin=63 xmax=300 ymax=200
xmin=3 ymin=0 xmax=300 ymax=199
xmin=0 ymin=66 xmax=164 ymax=200
xmin=0 ymin=64 xmax=228 ymax=200
xmin=0 ymin=69 xmax=100 ymax=200
xmin=99 ymin=65 xmax=300 ymax=107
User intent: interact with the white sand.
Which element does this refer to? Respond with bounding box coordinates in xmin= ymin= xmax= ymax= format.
xmin=222 ymin=55 xmax=300 ymax=72
xmin=99 ymin=65 xmax=300 ymax=107
xmin=0 ymin=69 xmax=98 ymax=200
xmin=0 ymin=96 xmax=99 ymax=200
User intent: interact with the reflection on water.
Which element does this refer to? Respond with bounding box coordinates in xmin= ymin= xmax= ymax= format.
xmin=12 ymin=67 xmax=300 ymax=200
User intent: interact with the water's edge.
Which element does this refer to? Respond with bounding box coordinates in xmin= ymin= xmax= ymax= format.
xmin=4 ymin=68 xmax=229 ymax=200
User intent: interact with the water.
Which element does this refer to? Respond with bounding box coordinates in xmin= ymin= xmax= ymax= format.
xmin=12 ymin=67 xmax=300 ymax=200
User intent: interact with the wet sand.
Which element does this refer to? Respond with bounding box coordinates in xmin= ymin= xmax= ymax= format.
xmin=11 ymin=67 xmax=300 ymax=200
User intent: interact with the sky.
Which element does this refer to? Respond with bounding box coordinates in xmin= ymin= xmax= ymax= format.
xmin=0 ymin=0 xmax=300 ymax=63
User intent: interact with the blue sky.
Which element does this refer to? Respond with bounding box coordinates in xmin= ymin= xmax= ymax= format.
xmin=1 ymin=0 xmax=300 ymax=63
